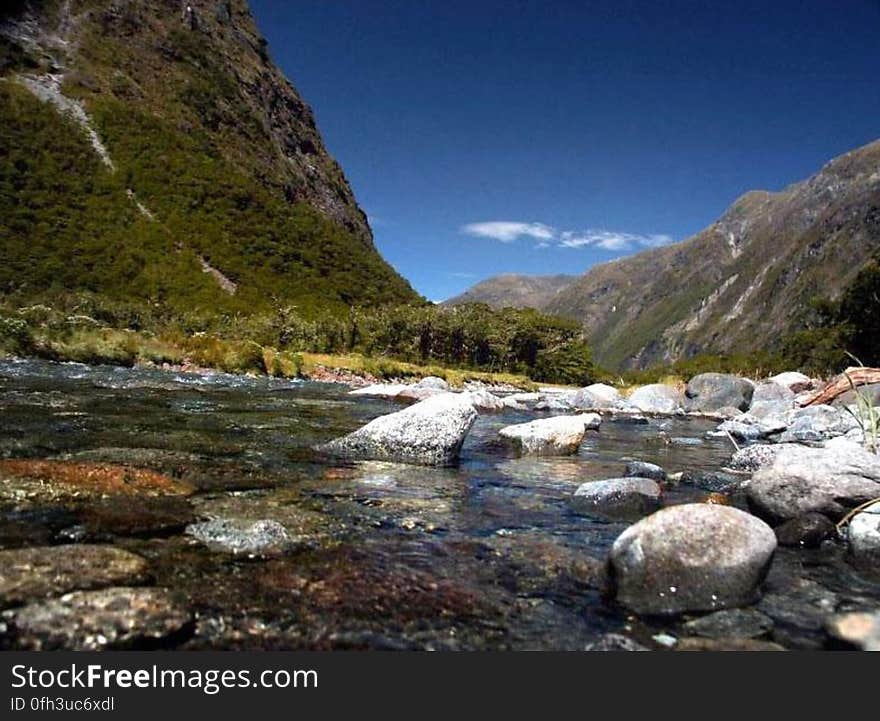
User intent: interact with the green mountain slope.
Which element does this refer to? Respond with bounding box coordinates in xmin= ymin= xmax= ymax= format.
xmin=0 ymin=0 xmax=419 ymax=317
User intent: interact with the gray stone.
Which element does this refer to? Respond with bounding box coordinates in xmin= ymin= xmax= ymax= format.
xmin=747 ymin=443 xmax=880 ymax=522
xmin=848 ymin=501 xmax=880 ymax=567
xmin=682 ymin=608 xmax=774 ymax=639
xmin=573 ymin=383 xmax=626 ymax=410
xmin=348 ymin=383 xmax=409 ymax=399
xmin=186 ymin=518 xmax=296 ymax=555
xmin=533 ymin=393 xmax=576 ymax=412
xmin=825 ymin=612 xmax=880 ymax=651
xmin=319 ymin=393 xmax=477 ymax=465
xmin=628 ymin=384 xmax=684 ymax=414
xmin=729 ymin=443 xmax=800 ymax=472
xmin=751 ymin=381 xmax=796 ymax=405
xmin=0 ymin=545 xmax=149 ymax=608
xmin=415 ymin=376 xmax=449 ymax=391
xmin=685 ymin=373 xmax=755 ymax=413
xmin=2 ymin=587 xmax=191 ymax=650
xmin=609 ymin=504 xmax=777 ymax=615
xmin=584 ymin=633 xmax=649 ymax=651
xmin=768 ymin=371 xmax=814 ymax=393
xmin=499 ymin=414 xmax=600 ymax=455
xmin=832 ymin=382 xmax=880 ymax=408
xmin=572 ymin=477 xmax=661 ymax=519
xmin=624 ymin=460 xmax=666 ymax=482
xmin=678 ymin=470 xmax=743 ymax=493
xmin=774 ymin=513 xmax=835 ymax=548
xmin=777 ymin=404 xmax=860 ymax=444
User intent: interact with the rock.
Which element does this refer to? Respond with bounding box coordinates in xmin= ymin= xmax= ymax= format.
xmin=394 ymin=386 xmax=445 ymax=403
xmin=678 ymin=470 xmax=743 ymax=493
xmin=825 ymin=612 xmax=880 ymax=651
xmin=729 ymin=443 xmax=798 ymax=471
xmin=777 ymin=404 xmax=860 ymax=443
xmin=415 ymin=376 xmax=449 ymax=391
xmin=624 ymin=460 xmax=666 ymax=482
xmin=348 ymin=383 xmax=409 ymax=398
xmin=2 ymin=587 xmax=192 ymax=650
xmin=573 ymin=383 xmax=625 ymax=410
xmin=609 ymin=504 xmax=777 ymax=615
xmin=63 ymin=497 xmax=196 ymax=540
xmin=572 ymin=477 xmax=661 ymax=519
xmin=499 ymin=414 xmax=599 ymax=455
xmin=533 ymin=393 xmax=576 ymax=412
xmin=463 ymin=389 xmax=511 ymax=412
xmin=319 ymin=393 xmax=477 ymax=465
xmin=0 ymin=459 xmax=194 ymax=503
xmin=682 ymin=608 xmax=773 ymax=639
xmin=747 ymin=444 xmax=880 ymax=522
xmin=0 ymin=545 xmax=150 ymax=608
xmin=685 ymin=373 xmax=755 ymax=413
xmin=612 ymin=413 xmax=650 ymax=425
xmin=628 ymin=384 xmax=684 ymax=414
xmin=674 ymin=637 xmax=785 ymax=651
xmin=584 ymin=633 xmax=649 ymax=651
xmin=848 ymin=501 xmax=880 ymax=567
xmin=768 ymin=371 xmax=814 ymax=393
xmin=751 ymin=381 xmax=796 ymax=404
xmin=714 ymin=417 xmax=783 ymax=443
xmin=186 ymin=518 xmax=297 ymax=556
xmin=505 ymin=392 xmax=541 ymax=405
xmin=757 ymin=577 xmax=839 ymax=649
xmin=774 ymin=513 xmax=835 ymax=548
xmin=748 ymin=398 xmax=796 ymax=422
xmin=832 ymin=382 xmax=880 ymax=408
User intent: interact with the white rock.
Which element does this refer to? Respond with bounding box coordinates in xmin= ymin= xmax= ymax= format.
xmin=348 ymin=383 xmax=409 ymax=398
xmin=628 ymin=384 xmax=685 ymax=414
xmin=848 ymin=501 xmax=880 ymax=567
xmin=319 ymin=393 xmax=477 ymax=465
xmin=768 ymin=371 xmax=813 ymax=392
xmin=499 ymin=414 xmax=599 ymax=455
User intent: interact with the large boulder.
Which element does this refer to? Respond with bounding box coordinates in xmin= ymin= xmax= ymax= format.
xmin=499 ymin=414 xmax=600 ymax=455
xmin=685 ymin=373 xmax=755 ymax=413
xmin=572 ymin=477 xmax=661 ymax=519
xmin=572 ymin=383 xmax=625 ymax=410
xmin=746 ymin=443 xmax=880 ymax=523
xmin=848 ymin=501 xmax=880 ymax=568
xmin=751 ymin=381 xmax=796 ymax=405
xmin=768 ymin=371 xmax=814 ymax=393
xmin=608 ymin=504 xmax=777 ymax=615
xmin=628 ymin=384 xmax=684 ymax=414
xmin=318 ymin=393 xmax=477 ymax=465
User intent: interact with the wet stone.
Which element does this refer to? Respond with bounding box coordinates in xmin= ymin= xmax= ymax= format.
xmin=584 ymin=633 xmax=649 ymax=651
xmin=571 ymin=477 xmax=661 ymax=520
xmin=774 ymin=513 xmax=835 ymax=548
xmin=1 ymin=587 xmax=192 ymax=650
xmin=682 ymin=608 xmax=773 ymax=639
xmin=186 ymin=518 xmax=298 ymax=556
xmin=825 ymin=612 xmax=880 ymax=651
xmin=624 ymin=460 xmax=666 ymax=482
xmin=678 ymin=470 xmax=743 ymax=493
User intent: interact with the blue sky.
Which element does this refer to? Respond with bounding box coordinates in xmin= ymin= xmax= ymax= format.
xmin=250 ymin=0 xmax=880 ymax=301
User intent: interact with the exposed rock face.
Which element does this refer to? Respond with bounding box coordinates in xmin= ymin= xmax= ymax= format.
xmin=685 ymin=373 xmax=755 ymax=412
xmin=443 ymin=273 xmax=575 ymax=309
xmin=319 ymin=393 xmax=477 ymax=465
xmin=627 ymin=384 xmax=684 ymax=414
xmin=455 ymin=141 xmax=880 ymax=370
xmin=0 ymin=545 xmax=150 ymax=607
xmin=499 ymin=414 xmax=599 ymax=455
xmin=609 ymin=504 xmax=777 ymax=615
xmin=571 ymin=477 xmax=661 ymax=519
xmin=2 ymin=587 xmax=192 ymax=650
xmin=747 ymin=444 xmax=880 ymax=522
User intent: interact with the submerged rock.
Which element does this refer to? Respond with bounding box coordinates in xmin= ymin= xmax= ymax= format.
xmin=825 ymin=612 xmax=880 ymax=651
xmin=319 ymin=393 xmax=477 ymax=465
xmin=628 ymin=384 xmax=684 ymax=414
xmin=682 ymin=607 xmax=773 ymax=639
xmin=685 ymin=373 xmax=755 ymax=413
xmin=499 ymin=414 xmax=600 ymax=455
xmin=186 ymin=518 xmax=297 ymax=556
xmin=2 ymin=587 xmax=192 ymax=650
xmin=848 ymin=501 xmax=880 ymax=568
xmin=609 ymin=504 xmax=777 ymax=615
xmin=572 ymin=477 xmax=661 ymax=519
xmin=0 ymin=545 xmax=150 ymax=607
xmin=624 ymin=460 xmax=666 ymax=482
xmin=774 ymin=513 xmax=835 ymax=548
xmin=747 ymin=444 xmax=880 ymax=522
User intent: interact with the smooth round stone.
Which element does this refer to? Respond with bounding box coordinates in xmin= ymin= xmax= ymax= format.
xmin=609 ymin=504 xmax=777 ymax=615
xmin=624 ymin=460 xmax=666 ymax=482
xmin=572 ymin=477 xmax=661 ymax=520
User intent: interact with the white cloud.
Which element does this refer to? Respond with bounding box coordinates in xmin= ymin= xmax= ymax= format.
xmin=461 ymin=221 xmax=556 ymax=243
xmin=461 ymin=220 xmax=674 ymax=252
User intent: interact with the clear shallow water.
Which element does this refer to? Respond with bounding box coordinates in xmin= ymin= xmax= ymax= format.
xmin=1 ymin=358 xmax=878 ymax=650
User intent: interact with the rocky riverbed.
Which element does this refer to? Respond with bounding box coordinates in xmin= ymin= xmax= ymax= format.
xmin=0 ymin=359 xmax=878 ymax=651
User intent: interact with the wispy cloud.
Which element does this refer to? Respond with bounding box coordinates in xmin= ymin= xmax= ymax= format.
xmin=460 ymin=221 xmax=555 ymax=243
xmin=461 ymin=220 xmax=674 ymax=251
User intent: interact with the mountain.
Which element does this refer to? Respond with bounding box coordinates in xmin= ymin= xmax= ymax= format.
xmin=0 ymin=0 xmax=418 ymax=317
xmin=454 ymin=140 xmax=880 ymax=370
xmin=443 ymin=273 xmax=576 ymax=309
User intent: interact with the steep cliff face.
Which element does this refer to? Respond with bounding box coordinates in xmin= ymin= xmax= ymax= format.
xmin=443 ymin=274 xmax=575 ymax=310
xmin=453 ymin=139 xmax=879 ymax=370
xmin=0 ymin=0 xmax=418 ymax=315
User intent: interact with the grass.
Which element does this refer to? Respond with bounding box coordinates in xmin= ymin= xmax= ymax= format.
xmin=841 ymin=355 xmax=879 ymax=454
